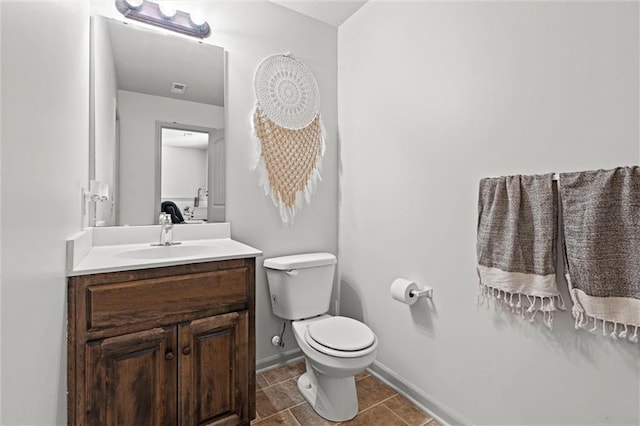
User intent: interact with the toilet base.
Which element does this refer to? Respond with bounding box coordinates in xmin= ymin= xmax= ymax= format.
xmin=297 ymin=368 xmax=358 ymax=422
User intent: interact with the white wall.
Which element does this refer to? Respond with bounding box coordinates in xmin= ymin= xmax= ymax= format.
xmin=117 ymin=90 xmax=223 ymax=225
xmin=1 ymin=2 xmax=89 ymax=424
xmin=338 ymin=2 xmax=639 ymax=425
xmin=0 ymin=1 xmax=3 ymax=421
xmin=161 ymin=145 xmax=207 ymax=203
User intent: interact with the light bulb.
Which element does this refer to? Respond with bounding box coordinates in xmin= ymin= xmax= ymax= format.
xmin=158 ymin=2 xmax=176 ymax=19
xmin=123 ymin=0 xmax=143 ymax=9
xmin=190 ymin=12 xmax=207 ymax=27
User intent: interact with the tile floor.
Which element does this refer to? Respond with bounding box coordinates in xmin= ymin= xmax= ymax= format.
xmin=252 ymin=359 xmax=441 ymax=426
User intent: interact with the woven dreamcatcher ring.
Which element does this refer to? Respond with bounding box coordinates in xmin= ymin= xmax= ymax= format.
xmin=254 ymin=54 xmax=320 ymax=130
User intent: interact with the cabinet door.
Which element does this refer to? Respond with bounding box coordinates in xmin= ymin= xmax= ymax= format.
xmin=179 ymin=311 xmax=249 ymax=426
xmin=85 ymin=327 xmax=177 ymax=426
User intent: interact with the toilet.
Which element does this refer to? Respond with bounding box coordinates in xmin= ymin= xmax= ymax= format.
xmin=264 ymin=253 xmax=378 ymax=422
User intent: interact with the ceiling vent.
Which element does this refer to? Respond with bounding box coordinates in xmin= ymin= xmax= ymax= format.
xmin=170 ymin=82 xmax=188 ymax=94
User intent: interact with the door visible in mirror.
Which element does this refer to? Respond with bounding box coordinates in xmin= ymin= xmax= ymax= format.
xmin=158 ymin=125 xmax=225 ymax=224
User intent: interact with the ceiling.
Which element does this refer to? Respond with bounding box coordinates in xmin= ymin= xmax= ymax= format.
xmin=106 ymin=18 xmax=224 ymax=106
xmin=162 ymin=128 xmax=209 ymax=150
xmin=270 ymin=1 xmax=368 ymax=27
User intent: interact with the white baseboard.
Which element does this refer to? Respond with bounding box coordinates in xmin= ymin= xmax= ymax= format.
xmin=256 ymin=348 xmax=303 ymax=373
xmin=369 ymin=360 xmax=472 ymax=426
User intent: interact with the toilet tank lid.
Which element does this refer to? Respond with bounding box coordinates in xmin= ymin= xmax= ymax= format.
xmin=264 ymin=252 xmax=336 ymax=270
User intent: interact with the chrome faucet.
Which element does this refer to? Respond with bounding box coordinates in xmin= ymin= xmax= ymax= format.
xmin=155 ymin=212 xmax=181 ymax=246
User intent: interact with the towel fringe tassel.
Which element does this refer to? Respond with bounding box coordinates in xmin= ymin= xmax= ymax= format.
xmin=477 ymin=283 xmax=563 ymax=329
xmin=570 ymin=308 xmax=639 ymax=344
xmin=479 ymin=279 xmax=640 ymax=343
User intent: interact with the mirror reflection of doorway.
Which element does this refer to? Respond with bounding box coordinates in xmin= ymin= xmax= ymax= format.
xmin=159 ymin=126 xmax=211 ymax=223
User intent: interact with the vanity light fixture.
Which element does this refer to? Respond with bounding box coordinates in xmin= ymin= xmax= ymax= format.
xmin=115 ymin=0 xmax=211 ymax=38
xmin=190 ymin=12 xmax=207 ymax=29
xmin=123 ymin=0 xmax=143 ymax=9
xmin=158 ymin=2 xmax=176 ymax=19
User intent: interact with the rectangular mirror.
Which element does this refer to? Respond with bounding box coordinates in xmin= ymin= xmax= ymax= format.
xmin=90 ymin=15 xmax=225 ymax=226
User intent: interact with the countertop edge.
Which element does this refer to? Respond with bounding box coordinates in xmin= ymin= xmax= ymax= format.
xmin=66 ymin=236 xmax=262 ymax=277
xmin=67 ymin=250 xmax=262 ymax=277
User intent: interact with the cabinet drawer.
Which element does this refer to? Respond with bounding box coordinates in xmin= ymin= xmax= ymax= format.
xmin=86 ymin=268 xmax=247 ymax=330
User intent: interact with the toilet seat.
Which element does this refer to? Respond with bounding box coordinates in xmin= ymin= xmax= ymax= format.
xmin=304 ymin=316 xmax=377 ymax=358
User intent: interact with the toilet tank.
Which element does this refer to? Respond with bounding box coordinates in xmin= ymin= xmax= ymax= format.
xmin=264 ymin=253 xmax=337 ymax=320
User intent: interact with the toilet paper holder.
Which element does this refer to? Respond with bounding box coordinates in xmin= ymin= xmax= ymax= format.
xmin=410 ymin=287 xmax=434 ymax=300
xmin=390 ymin=278 xmax=434 ymax=305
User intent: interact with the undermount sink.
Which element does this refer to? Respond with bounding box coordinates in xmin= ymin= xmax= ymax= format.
xmin=115 ymin=244 xmax=224 ymax=260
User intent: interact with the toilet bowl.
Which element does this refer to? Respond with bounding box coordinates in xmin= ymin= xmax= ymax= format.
xmin=263 ymin=253 xmax=378 ymax=421
xmin=292 ymin=315 xmax=378 ymax=421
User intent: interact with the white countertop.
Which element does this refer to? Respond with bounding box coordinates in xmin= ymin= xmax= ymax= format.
xmin=66 ymin=223 xmax=262 ymax=276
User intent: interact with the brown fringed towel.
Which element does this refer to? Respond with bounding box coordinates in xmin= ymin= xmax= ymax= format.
xmin=477 ymin=174 xmax=564 ymax=327
xmin=559 ymin=166 xmax=640 ymax=341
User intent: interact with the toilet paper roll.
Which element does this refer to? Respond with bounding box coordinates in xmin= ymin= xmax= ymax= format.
xmin=390 ymin=278 xmax=419 ymax=306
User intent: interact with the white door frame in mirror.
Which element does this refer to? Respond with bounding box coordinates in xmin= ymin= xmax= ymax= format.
xmin=155 ymin=121 xmax=225 ymax=224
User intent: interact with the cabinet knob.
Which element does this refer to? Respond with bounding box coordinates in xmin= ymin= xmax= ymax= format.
xmin=182 ymin=346 xmax=191 ymax=355
xmin=165 ymin=351 xmax=174 ymax=360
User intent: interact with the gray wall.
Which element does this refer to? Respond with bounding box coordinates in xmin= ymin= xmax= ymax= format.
xmin=338 ymin=2 xmax=639 ymax=424
xmin=1 ymin=2 xmax=90 ymax=424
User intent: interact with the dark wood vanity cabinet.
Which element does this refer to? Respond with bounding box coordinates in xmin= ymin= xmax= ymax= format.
xmin=84 ymin=326 xmax=178 ymax=424
xmin=68 ymin=259 xmax=256 ymax=426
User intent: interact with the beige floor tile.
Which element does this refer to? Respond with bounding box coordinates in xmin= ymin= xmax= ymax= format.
xmin=252 ymin=410 xmax=300 ymax=426
xmin=384 ymin=395 xmax=432 ymax=426
xmin=355 ymin=375 xmax=397 ymax=412
xmin=254 ymin=364 xmax=430 ymax=426
xmin=262 ymin=359 xmax=307 ymax=385
xmin=289 ymin=402 xmax=338 ymax=426
xmin=256 ymin=378 xmax=306 ymax=418
xmin=354 ymin=370 xmax=370 ymax=381
xmin=257 ymin=374 xmax=269 ymax=390
xmin=339 ymin=404 xmax=406 ymax=426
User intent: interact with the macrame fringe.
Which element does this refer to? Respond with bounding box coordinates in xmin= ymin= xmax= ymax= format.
xmin=571 ymin=303 xmax=639 ymax=343
xmin=250 ymin=105 xmax=326 ymax=226
xmin=476 ymin=283 xmax=566 ymax=329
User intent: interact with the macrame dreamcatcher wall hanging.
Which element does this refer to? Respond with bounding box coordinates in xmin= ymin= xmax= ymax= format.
xmin=251 ymin=54 xmax=325 ymax=225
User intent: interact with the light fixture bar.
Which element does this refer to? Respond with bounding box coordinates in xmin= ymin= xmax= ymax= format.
xmin=115 ymin=0 xmax=211 ymax=38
